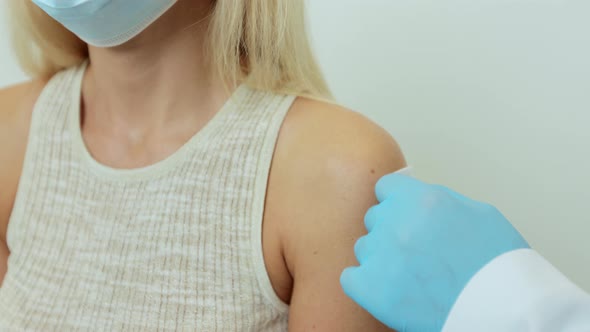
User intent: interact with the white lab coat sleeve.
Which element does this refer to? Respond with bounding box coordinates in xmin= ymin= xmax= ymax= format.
xmin=442 ymin=248 xmax=590 ymax=332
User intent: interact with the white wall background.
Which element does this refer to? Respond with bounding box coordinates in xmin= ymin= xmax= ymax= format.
xmin=1 ymin=1 xmax=589 ymax=290
xmin=306 ymin=0 xmax=590 ymax=291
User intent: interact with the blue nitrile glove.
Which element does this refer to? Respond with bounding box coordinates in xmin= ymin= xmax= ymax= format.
xmin=340 ymin=174 xmax=529 ymax=332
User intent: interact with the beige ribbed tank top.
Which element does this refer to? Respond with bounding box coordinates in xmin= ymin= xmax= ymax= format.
xmin=0 ymin=63 xmax=294 ymax=331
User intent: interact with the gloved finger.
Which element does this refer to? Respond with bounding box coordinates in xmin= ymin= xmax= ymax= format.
xmin=364 ymin=205 xmax=380 ymax=232
xmin=366 ymin=196 xmax=415 ymax=235
xmin=340 ymin=266 xmax=369 ymax=302
xmin=340 ymin=264 xmax=396 ymax=329
xmin=375 ymin=173 xmax=424 ymax=203
xmin=353 ymin=234 xmax=374 ymax=264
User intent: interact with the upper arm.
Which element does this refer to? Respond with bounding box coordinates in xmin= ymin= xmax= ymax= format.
xmin=267 ymin=98 xmax=406 ymax=331
xmin=0 ymin=81 xmax=45 ymax=284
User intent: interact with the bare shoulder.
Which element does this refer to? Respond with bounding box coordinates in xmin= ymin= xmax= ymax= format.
xmin=271 ymin=97 xmax=406 ymax=212
xmin=279 ymin=97 xmax=406 ymax=173
xmin=0 ymin=80 xmax=47 ymax=131
xmin=0 ymin=80 xmax=47 ymax=244
xmin=265 ymin=97 xmax=406 ymax=331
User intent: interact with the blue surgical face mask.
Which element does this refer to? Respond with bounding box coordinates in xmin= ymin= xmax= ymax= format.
xmin=32 ymin=0 xmax=178 ymax=47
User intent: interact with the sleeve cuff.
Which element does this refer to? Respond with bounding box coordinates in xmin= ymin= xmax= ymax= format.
xmin=395 ymin=166 xmax=413 ymax=176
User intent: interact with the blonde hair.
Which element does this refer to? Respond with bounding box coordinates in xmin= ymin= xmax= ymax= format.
xmin=8 ymin=1 xmax=332 ymax=100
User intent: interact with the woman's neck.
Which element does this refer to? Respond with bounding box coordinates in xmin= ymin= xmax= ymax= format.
xmin=82 ymin=0 xmax=227 ymax=130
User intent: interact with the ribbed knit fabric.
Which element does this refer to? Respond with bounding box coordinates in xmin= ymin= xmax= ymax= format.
xmin=0 ymin=63 xmax=295 ymax=331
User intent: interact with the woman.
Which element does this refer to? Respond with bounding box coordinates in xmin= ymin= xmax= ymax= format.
xmin=0 ymin=0 xmax=406 ymax=330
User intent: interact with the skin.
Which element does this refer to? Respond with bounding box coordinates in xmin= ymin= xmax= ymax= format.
xmin=0 ymin=1 xmax=406 ymax=330
xmin=0 ymin=80 xmax=47 ymax=287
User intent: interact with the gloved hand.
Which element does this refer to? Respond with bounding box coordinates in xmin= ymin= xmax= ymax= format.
xmin=340 ymin=174 xmax=529 ymax=332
